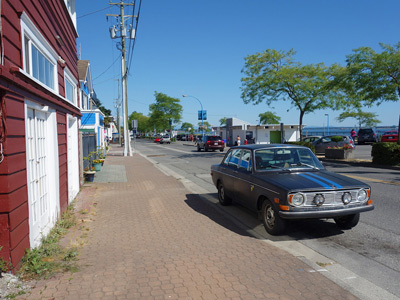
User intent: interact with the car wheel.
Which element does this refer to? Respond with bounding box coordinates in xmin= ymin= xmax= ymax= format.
xmin=218 ymin=182 xmax=232 ymax=206
xmin=261 ymin=199 xmax=286 ymax=235
xmin=197 ymin=145 xmax=201 ymax=152
xmin=205 ymin=147 xmax=208 ymax=152
xmin=334 ymin=213 xmax=360 ymax=229
xmin=220 ymin=149 xmax=223 ymax=152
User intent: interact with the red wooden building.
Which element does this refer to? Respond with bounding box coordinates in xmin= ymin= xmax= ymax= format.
xmin=0 ymin=0 xmax=81 ymax=269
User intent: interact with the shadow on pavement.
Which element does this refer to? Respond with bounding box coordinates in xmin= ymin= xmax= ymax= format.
xmin=184 ymin=193 xmax=255 ymax=238
xmin=185 ymin=193 xmax=347 ymax=242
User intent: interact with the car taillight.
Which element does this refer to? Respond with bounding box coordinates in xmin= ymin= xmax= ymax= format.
xmin=221 ymin=140 xmax=224 ymax=145
xmin=206 ymin=141 xmax=211 ymax=145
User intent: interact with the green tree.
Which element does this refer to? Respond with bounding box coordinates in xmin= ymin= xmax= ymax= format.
xmin=181 ymin=122 xmax=194 ymax=132
xmin=198 ymin=121 xmax=211 ymax=133
xmin=258 ymin=111 xmax=281 ymax=124
xmin=336 ymin=110 xmax=381 ymax=128
xmin=343 ymin=42 xmax=400 ymax=107
xmin=128 ymin=111 xmax=151 ymax=132
xmin=219 ymin=117 xmax=227 ymax=126
xmin=241 ymin=49 xmax=341 ymax=139
xmin=149 ymin=92 xmax=183 ymax=132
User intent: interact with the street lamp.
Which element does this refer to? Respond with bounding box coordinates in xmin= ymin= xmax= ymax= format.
xmin=325 ymin=114 xmax=330 ymax=136
xmin=182 ymin=95 xmax=204 ymax=136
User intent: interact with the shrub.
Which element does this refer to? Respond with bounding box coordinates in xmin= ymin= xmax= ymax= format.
xmin=286 ymin=141 xmax=315 ymax=154
xmin=330 ymin=136 xmax=344 ymax=143
xmin=372 ymin=143 xmax=400 ymax=166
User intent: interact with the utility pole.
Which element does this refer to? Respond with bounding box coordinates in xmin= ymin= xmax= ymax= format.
xmin=114 ymin=78 xmax=121 ymax=145
xmin=108 ymin=1 xmax=136 ymax=156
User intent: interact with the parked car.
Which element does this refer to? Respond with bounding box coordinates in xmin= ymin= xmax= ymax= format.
xmin=302 ymin=136 xmax=322 ymax=143
xmin=197 ymin=135 xmax=225 ymax=152
xmin=211 ymin=144 xmax=374 ymax=235
xmin=154 ymin=136 xmax=161 ymax=143
xmin=160 ymin=135 xmax=171 ymax=144
xmin=380 ymin=130 xmax=398 ymax=143
xmin=357 ymin=128 xmax=377 ymax=145
xmin=312 ymin=135 xmax=355 ymax=154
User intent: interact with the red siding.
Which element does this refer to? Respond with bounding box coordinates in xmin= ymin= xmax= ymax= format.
xmin=0 ymin=0 xmax=81 ymax=270
xmin=0 ymin=186 xmax=28 ymax=213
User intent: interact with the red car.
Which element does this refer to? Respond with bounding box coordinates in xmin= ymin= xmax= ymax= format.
xmin=381 ymin=130 xmax=398 ymax=143
xmin=154 ymin=137 xmax=161 ymax=143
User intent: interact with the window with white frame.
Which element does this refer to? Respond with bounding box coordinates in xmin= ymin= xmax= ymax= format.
xmin=64 ymin=68 xmax=77 ymax=105
xmin=21 ymin=12 xmax=58 ymax=92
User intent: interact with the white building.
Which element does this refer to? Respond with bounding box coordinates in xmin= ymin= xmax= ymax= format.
xmin=213 ymin=118 xmax=304 ymax=146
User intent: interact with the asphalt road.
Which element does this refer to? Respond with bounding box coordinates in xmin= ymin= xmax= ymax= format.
xmin=133 ymin=139 xmax=400 ymax=300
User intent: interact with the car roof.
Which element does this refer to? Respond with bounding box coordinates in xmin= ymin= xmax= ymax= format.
xmin=230 ymin=144 xmax=309 ymax=150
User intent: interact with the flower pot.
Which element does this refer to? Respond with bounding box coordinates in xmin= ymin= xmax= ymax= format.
xmin=84 ymin=171 xmax=95 ymax=182
xmin=93 ymin=163 xmax=102 ymax=171
xmin=325 ymin=148 xmax=354 ymax=159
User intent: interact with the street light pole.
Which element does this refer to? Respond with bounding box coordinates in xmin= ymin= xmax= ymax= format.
xmin=182 ymin=95 xmax=204 ymax=136
xmin=325 ymin=114 xmax=330 ymax=136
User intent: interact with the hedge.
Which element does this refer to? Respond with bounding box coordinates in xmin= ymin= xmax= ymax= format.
xmin=371 ymin=142 xmax=400 ymax=166
xmin=286 ymin=141 xmax=316 ymax=154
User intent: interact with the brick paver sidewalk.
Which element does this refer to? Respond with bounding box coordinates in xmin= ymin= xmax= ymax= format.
xmin=19 ymin=151 xmax=359 ymax=300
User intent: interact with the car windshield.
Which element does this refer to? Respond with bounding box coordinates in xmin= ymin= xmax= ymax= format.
xmin=254 ymin=148 xmax=323 ymax=171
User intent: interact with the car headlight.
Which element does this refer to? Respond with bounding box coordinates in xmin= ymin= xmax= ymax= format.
xmin=313 ymin=194 xmax=325 ymax=206
xmin=342 ymin=192 xmax=352 ymax=204
xmin=289 ymin=193 xmax=305 ymax=206
xmin=357 ymin=189 xmax=368 ymax=202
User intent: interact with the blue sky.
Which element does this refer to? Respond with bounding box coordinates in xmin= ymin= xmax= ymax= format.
xmin=76 ymin=0 xmax=400 ymax=130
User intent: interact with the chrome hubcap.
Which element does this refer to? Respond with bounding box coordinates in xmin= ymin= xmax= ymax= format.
xmin=265 ymin=206 xmax=275 ymax=228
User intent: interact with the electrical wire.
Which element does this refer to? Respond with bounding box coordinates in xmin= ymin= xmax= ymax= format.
xmin=78 ymin=6 xmax=112 ymax=19
xmin=92 ymin=54 xmax=121 ymax=81
xmin=127 ymin=0 xmax=142 ymax=73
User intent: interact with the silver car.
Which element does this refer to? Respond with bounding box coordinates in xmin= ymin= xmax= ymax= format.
xmin=312 ymin=135 xmax=355 ymax=154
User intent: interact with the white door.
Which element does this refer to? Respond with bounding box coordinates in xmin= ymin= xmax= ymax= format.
xmin=67 ymin=116 xmax=79 ymax=202
xmin=26 ymin=108 xmax=50 ymax=248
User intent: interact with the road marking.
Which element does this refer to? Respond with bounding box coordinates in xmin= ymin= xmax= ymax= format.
xmin=340 ymin=174 xmax=400 ymax=186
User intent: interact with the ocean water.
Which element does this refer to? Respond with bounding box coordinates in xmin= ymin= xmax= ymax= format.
xmin=303 ymin=126 xmax=398 ymax=137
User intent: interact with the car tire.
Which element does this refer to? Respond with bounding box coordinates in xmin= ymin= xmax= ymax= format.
xmin=205 ymin=147 xmax=208 ymax=152
xmin=261 ymin=199 xmax=286 ymax=235
xmin=220 ymin=149 xmax=223 ymax=152
xmin=218 ymin=182 xmax=232 ymax=206
xmin=334 ymin=213 xmax=360 ymax=229
xmin=197 ymin=145 xmax=201 ymax=152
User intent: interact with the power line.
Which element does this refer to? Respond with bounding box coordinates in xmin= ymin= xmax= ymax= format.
xmin=78 ymin=6 xmax=112 ymax=19
xmin=92 ymin=54 xmax=121 ymax=81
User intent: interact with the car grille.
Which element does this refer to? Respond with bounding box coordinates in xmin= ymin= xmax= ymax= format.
xmin=302 ymin=190 xmax=365 ymax=207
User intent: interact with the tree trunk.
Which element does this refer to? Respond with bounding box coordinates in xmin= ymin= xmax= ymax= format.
xmin=299 ymin=111 xmax=305 ymax=141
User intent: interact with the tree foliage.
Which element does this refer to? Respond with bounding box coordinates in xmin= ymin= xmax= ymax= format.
xmin=336 ymin=110 xmax=381 ymax=128
xmin=258 ymin=111 xmax=281 ymax=124
xmin=343 ymin=42 xmax=400 ymax=107
xmin=219 ymin=117 xmax=227 ymax=126
xmin=241 ymin=49 xmax=341 ymax=139
xmin=198 ymin=121 xmax=211 ymax=133
xmin=128 ymin=111 xmax=151 ymax=132
xmin=181 ymin=122 xmax=194 ymax=132
xmin=149 ymin=92 xmax=182 ymax=132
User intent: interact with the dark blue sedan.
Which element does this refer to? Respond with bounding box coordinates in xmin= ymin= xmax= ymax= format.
xmin=211 ymin=144 xmax=374 ymax=235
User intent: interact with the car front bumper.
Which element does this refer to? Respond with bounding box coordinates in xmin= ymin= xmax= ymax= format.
xmin=279 ymin=204 xmax=374 ymax=219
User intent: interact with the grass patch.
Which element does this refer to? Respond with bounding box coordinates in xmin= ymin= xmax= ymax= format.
xmin=18 ymin=204 xmax=80 ymax=280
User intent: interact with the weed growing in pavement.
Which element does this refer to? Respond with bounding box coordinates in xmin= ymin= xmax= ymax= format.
xmin=18 ymin=204 xmax=79 ymax=280
xmin=0 ymin=246 xmax=12 ymax=276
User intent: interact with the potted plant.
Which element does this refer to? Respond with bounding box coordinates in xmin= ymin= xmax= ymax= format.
xmin=97 ymin=147 xmax=106 ymax=166
xmin=325 ymin=144 xmax=354 ymax=159
xmin=92 ymin=159 xmax=102 ymax=171
xmin=83 ymin=152 xmax=97 ymax=181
